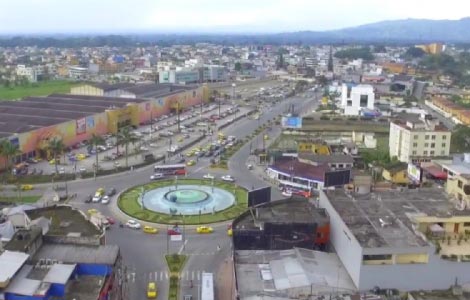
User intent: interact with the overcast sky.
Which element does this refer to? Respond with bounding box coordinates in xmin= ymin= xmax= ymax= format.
xmin=1 ymin=0 xmax=469 ymax=34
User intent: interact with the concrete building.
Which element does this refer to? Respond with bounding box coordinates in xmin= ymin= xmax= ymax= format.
xmin=68 ymin=66 xmax=88 ymax=79
xmin=16 ymin=65 xmax=44 ymax=82
xmin=340 ymin=84 xmax=375 ymax=116
xmin=318 ymin=188 xmax=470 ymax=291
xmin=389 ymin=114 xmax=451 ymax=163
xmin=202 ymin=65 xmax=227 ymax=82
xmin=159 ymin=68 xmax=200 ymax=84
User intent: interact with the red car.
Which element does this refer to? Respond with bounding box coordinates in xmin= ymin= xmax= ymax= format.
xmin=167 ymin=226 xmax=181 ymax=235
xmin=106 ymin=217 xmax=115 ymax=225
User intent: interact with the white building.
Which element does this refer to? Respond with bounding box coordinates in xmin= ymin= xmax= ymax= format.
xmin=319 ymin=188 xmax=470 ymax=291
xmin=68 ymin=66 xmax=88 ymax=79
xmin=16 ymin=65 xmax=44 ymax=82
xmin=159 ymin=68 xmax=200 ymax=84
xmin=389 ymin=114 xmax=451 ymax=163
xmin=340 ymin=84 xmax=375 ymax=116
xmin=202 ymin=65 xmax=227 ymax=82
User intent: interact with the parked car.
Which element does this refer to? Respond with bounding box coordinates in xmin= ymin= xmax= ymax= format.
xmin=167 ymin=226 xmax=181 ymax=235
xmin=143 ymin=226 xmax=158 ymax=234
xmin=203 ymin=174 xmax=215 ymax=180
xmin=107 ymin=188 xmax=117 ymax=197
xmin=221 ymin=175 xmax=235 ymax=182
xmin=101 ymin=196 xmax=110 ymax=204
xmin=147 ymin=282 xmax=157 ymax=299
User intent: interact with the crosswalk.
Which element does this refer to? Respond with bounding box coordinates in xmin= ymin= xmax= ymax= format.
xmin=129 ymin=270 xmax=207 ymax=283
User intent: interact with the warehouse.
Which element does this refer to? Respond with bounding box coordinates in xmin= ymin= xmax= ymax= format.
xmin=0 ymin=83 xmax=204 ymax=166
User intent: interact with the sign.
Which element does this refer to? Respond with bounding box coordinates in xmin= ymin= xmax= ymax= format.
xmin=170 ymin=235 xmax=183 ymax=241
xmin=86 ymin=116 xmax=95 ymax=129
xmin=281 ymin=116 xmax=302 ymax=129
xmin=407 ymin=163 xmax=422 ymax=183
xmin=248 ymin=186 xmax=271 ymax=207
xmin=76 ymin=118 xmax=86 ymax=135
xmin=324 ymin=169 xmax=351 ymax=187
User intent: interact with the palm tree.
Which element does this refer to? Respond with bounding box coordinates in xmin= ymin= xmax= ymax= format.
xmin=0 ymin=140 xmax=21 ymax=171
xmin=47 ymin=138 xmax=66 ymax=174
xmin=118 ymin=127 xmax=138 ymax=168
xmin=89 ymin=134 xmax=105 ymax=171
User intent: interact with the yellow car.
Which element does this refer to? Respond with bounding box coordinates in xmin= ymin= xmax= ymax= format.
xmin=147 ymin=282 xmax=157 ymax=298
xmin=186 ymin=160 xmax=196 ymax=166
xmin=76 ymin=153 xmax=86 ymax=160
xmin=143 ymin=226 xmax=158 ymax=234
xmin=20 ymin=184 xmax=34 ymax=191
xmin=49 ymin=159 xmax=58 ymax=165
xmin=185 ymin=151 xmax=194 ymax=157
xmin=227 ymin=228 xmax=233 ymax=236
xmin=87 ymin=208 xmax=99 ymax=215
xmin=196 ymin=226 xmax=214 ymax=234
xmin=96 ymin=188 xmax=105 ymax=196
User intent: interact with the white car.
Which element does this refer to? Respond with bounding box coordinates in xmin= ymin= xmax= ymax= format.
xmin=101 ymin=196 xmax=110 ymax=204
xmin=221 ymin=175 xmax=235 ymax=182
xmin=150 ymin=173 xmax=164 ymax=180
xmin=126 ymin=220 xmax=141 ymax=229
xmin=203 ymin=174 xmax=215 ymax=180
xmin=58 ymin=167 xmax=66 ymax=174
xmin=140 ymin=146 xmax=149 ymax=151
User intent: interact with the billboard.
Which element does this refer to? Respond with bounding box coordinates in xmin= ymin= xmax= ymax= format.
xmin=281 ymin=116 xmax=302 ymax=129
xmin=407 ymin=163 xmax=422 ymax=183
xmin=248 ymin=186 xmax=271 ymax=207
xmin=324 ymin=169 xmax=351 ymax=187
xmin=76 ymin=118 xmax=86 ymax=135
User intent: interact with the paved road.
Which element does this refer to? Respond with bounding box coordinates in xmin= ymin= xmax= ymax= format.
xmin=59 ymin=91 xmax=319 ymax=300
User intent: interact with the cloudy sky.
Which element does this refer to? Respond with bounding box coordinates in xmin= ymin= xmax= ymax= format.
xmin=0 ymin=0 xmax=469 ymax=34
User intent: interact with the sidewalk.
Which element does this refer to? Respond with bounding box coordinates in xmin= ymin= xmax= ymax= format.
xmin=215 ymin=259 xmax=236 ymax=300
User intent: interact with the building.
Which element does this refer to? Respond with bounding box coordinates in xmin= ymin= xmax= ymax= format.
xmin=0 ymin=84 xmax=204 ymax=168
xmin=340 ymin=84 xmax=375 ymax=116
xmin=318 ymin=188 xmax=470 ymax=291
xmin=415 ymin=43 xmax=444 ymax=55
xmin=389 ymin=114 xmax=451 ymax=163
xmin=16 ymin=65 xmax=44 ymax=83
xmin=0 ymin=205 xmax=122 ymax=300
xmin=202 ymin=65 xmax=227 ymax=82
xmin=68 ymin=66 xmax=88 ymax=79
xmin=435 ymin=153 xmax=470 ymax=206
xmin=297 ymin=141 xmax=331 ymax=154
xmin=232 ymin=198 xmax=329 ymax=251
xmin=298 ymin=153 xmax=354 ymax=170
xmin=381 ymin=162 xmax=409 ymax=184
xmin=159 ymin=68 xmax=200 ymax=84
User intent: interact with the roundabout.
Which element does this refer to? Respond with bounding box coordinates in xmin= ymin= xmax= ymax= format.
xmin=118 ymin=179 xmax=248 ymax=224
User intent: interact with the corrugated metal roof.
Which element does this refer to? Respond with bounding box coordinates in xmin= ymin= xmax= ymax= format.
xmin=43 ymin=264 xmax=76 ymax=284
xmin=33 ymin=244 xmax=119 ymax=265
xmin=0 ymin=251 xmax=29 ymax=285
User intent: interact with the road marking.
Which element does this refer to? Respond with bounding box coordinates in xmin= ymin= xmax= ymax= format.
xmin=165 ymin=272 xmax=169 ymax=279
xmin=178 ymin=239 xmax=188 ymax=254
xmin=197 ymin=271 xmax=201 ymax=281
xmin=154 ymin=271 xmax=158 ymax=281
xmin=191 ymin=271 xmax=194 ymax=280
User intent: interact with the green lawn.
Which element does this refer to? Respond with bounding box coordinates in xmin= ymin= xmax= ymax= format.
xmin=118 ymin=179 xmax=248 ymax=225
xmin=0 ymin=195 xmax=41 ymax=203
xmin=166 ymin=254 xmax=187 ymax=300
xmin=0 ymin=80 xmax=80 ymax=100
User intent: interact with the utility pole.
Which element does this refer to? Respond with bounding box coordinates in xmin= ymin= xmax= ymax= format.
xmin=166 ymin=224 xmax=169 ymax=255
xmin=177 ymin=101 xmax=181 ymax=133
xmin=218 ymin=98 xmax=221 ymax=117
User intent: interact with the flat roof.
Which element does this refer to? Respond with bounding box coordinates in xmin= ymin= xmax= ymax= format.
xmin=4 ymin=226 xmax=43 ymax=252
xmin=322 ymin=188 xmax=465 ymax=249
xmin=33 ymin=244 xmax=119 ymax=265
xmin=298 ymin=153 xmax=354 ymax=164
xmin=235 ymin=198 xmax=328 ymax=230
xmin=65 ymin=275 xmax=106 ymax=300
xmin=0 ymin=251 xmax=29 ymax=285
xmin=43 ymin=264 xmax=76 ymax=284
xmin=235 ymin=248 xmax=356 ymax=299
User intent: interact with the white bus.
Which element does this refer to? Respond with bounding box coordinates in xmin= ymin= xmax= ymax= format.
xmin=201 ymin=272 xmax=214 ymax=300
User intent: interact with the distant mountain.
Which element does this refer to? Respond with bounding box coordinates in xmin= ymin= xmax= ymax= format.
xmin=274 ymin=17 xmax=470 ymax=43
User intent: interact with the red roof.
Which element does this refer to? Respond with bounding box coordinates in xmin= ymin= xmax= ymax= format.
xmin=269 ymin=160 xmax=330 ymax=181
xmin=422 ymin=165 xmax=447 ymax=179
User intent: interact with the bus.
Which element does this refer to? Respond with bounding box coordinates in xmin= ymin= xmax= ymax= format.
xmin=154 ymin=164 xmax=187 ymax=175
xmin=201 ymin=272 xmax=214 ymax=300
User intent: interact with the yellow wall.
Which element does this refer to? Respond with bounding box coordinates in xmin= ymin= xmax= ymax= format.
xmin=70 ymin=85 xmax=104 ymax=96
xmin=446 ymin=174 xmax=470 ymax=206
xmin=382 ymin=169 xmax=409 ymax=184
xmin=395 ymin=253 xmax=429 ymax=264
xmin=415 ymin=215 xmax=470 ymax=235
xmin=297 ymin=142 xmax=331 ymax=154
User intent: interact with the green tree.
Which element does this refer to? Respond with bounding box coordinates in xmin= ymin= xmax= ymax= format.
xmin=47 ymin=138 xmax=66 ymax=174
xmin=451 ymin=125 xmax=470 ymax=153
xmin=234 ymin=62 xmax=242 ymax=71
xmin=0 ymin=140 xmax=20 ymax=171
xmin=89 ymin=134 xmax=105 ymax=171
xmin=405 ymin=47 xmax=425 ymax=58
xmin=334 ymin=47 xmax=374 ymax=61
xmin=118 ymin=127 xmax=139 ymax=168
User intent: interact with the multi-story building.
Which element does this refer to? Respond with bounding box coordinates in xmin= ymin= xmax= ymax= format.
xmin=389 ymin=114 xmax=451 ymax=163
xmin=319 ymin=188 xmax=470 ymax=291
xmin=16 ymin=65 xmax=44 ymax=82
xmin=340 ymin=84 xmax=375 ymax=116
xmin=202 ymin=65 xmax=227 ymax=82
xmin=159 ymin=68 xmax=200 ymax=84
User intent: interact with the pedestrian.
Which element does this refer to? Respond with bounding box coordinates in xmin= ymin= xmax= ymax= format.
xmin=217 ymin=244 xmax=221 ymax=251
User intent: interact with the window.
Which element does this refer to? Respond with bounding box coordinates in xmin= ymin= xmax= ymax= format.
xmin=414 ymin=135 xmax=419 ymax=140
xmin=425 ymin=135 xmax=430 ymax=140
xmin=443 ymin=135 xmax=447 ymax=140
xmin=441 ymin=150 xmax=445 ymax=155
xmin=431 ymin=143 xmax=435 ymax=148
xmin=347 ymin=100 xmax=352 ymax=106
xmin=430 ymin=150 xmax=435 ymax=155
xmin=431 ymin=135 xmax=436 ymax=140
xmin=412 ymin=151 xmax=417 ymax=155
xmin=363 ymin=254 xmax=392 ymax=261
xmin=424 ymin=151 xmax=428 ymax=155
xmin=347 ymin=87 xmax=351 ymax=98
xmin=359 ymin=95 xmax=368 ymax=107
xmin=424 ymin=143 xmax=429 ymax=147
xmin=413 ymin=142 xmax=418 ymax=147
xmin=442 ymin=143 xmax=446 ymax=148
xmin=458 ymin=180 xmax=463 ymax=188
xmin=464 ymin=222 xmax=470 ymax=227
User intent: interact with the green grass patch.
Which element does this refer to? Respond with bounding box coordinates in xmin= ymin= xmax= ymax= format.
xmin=0 ymin=80 xmax=80 ymax=100
xmin=118 ymin=179 xmax=248 ymax=225
xmin=0 ymin=195 xmax=41 ymax=203
xmin=166 ymin=254 xmax=187 ymax=300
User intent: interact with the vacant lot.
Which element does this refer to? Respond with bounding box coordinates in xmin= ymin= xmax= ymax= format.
xmin=0 ymin=80 xmax=79 ymax=100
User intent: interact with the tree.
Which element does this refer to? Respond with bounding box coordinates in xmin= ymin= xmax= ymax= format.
xmin=89 ymin=134 xmax=105 ymax=171
xmin=451 ymin=125 xmax=470 ymax=153
xmin=0 ymin=140 xmax=20 ymax=171
xmin=405 ymin=47 xmax=425 ymax=58
xmin=234 ymin=62 xmax=242 ymax=72
xmin=118 ymin=127 xmax=138 ymax=168
xmin=295 ymin=80 xmax=308 ymax=92
xmin=334 ymin=47 xmax=374 ymax=61
xmin=47 ymin=138 xmax=66 ymax=174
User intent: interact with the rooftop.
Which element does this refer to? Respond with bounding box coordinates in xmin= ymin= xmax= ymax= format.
xmin=0 ymin=251 xmax=29 ymax=286
xmin=322 ymin=188 xmax=464 ymax=249
xmin=65 ymin=275 xmax=107 ymax=300
xmin=268 ymin=159 xmax=330 ymax=182
xmin=298 ymin=153 xmax=354 ymax=165
xmin=235 ymin=248 xmax=356 ymax=299
xmin=25 ymin=205 xmax=101 ymax=237
xmin=234 ymin=198 xmax=329 ymax=230
xmin=32 ymin=243 xmax=119 ymax=265
xmin=4 ymin=226 xmax=42 ymax=252
xmin=391 ymin=113 xmax=449 ymax=132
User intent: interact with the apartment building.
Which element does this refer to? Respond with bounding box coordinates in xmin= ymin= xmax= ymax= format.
xmin=159 ymin=68 xmax=200 ymax=84
xmin=16 ymin=65 xmax=44 ymax=82
xmin=389 ymin=114 xmax=451 ymax=163
xmin=340 ymin=84 xmax=375 ymax=116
